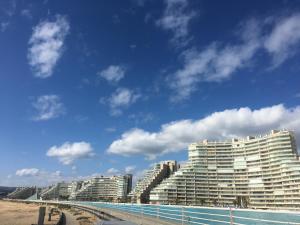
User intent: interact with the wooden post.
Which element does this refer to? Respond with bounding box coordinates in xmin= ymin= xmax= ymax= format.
xmin=37 ymin=207 xmax=46 ymax=225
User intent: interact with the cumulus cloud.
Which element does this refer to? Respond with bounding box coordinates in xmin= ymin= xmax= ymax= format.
xmin=102 ymin=88 xmax=141 ymax=116
xmin=46 ymin=142 xmax=95 ymax=165
xmin=16 ymin=168 xmax=40 ymax=176
xmin=9 ymin=169 xmax=63 ymax=186
xmin=264 ymin=13 xmax=300 ymax=67
xmin=28 ymin=15 xmax=70 ymax=78
xmin=156 ymin=0 xmax=196 ymax=47
xmin=169 ymin=14 xmax=300 ymax=101
xmin=98 ymin=65 xmax=125 ymax=83
xmin=125 ymin=165 xmax=136 ymax=173
xmin=107 ymin=104 xmax=300 ymax=159
xmin=32 ymin=95 xmax=65 ymax=121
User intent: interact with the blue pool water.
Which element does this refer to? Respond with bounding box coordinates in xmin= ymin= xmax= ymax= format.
xmin=67 ymin=201 xmax=300 ymax=225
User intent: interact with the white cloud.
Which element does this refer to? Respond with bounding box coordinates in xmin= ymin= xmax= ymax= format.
xmin=168 ymin=14 xmax=300 ymax=101
xmin=107 ymin=104 xmax=300 ymax=159
xmin=0 ymin=1 xmax=16 ymax=32
xmin=131 ymin=0 xmax=150 ymax=7
xmin=105 ymin=127 xmax=117 ymax=132
xmin=0 ymin=0 xmax=16 ymax=18
xmin=16 ymin=168 xmax=40 ymax=177
xmin=264 ymin=14 xmax=300 ymax=67
xmin=106 ymin=88 xmax=141 ymax=116
xmin=125 ymin=165 xmax=136 ymax=173
xmin=1 ymin=22 xmax=10 ymax=32
xmin=21 ymin=9 xmax=32 ymax=19
xmin=169 ymin=19 xmax=261 ymax=101
xmin=156 ymin=0 xmax=196 ymax=47
xmin=8 ymin=169 xmax=63 ymax=186
xmin=46 ymin=142 xmax=95 ymax=165
xmin=107 ymin=168 xmax=119 ymax=174
xmin=28 ymin=15 xmax=70 ymax=78
xmin=98 ymin=65 xmax=125 ymax=83
xmin=128 ymin=113 xmax=154 ymax=124
xmin=32 ymin=95 xmax=65 ymax=121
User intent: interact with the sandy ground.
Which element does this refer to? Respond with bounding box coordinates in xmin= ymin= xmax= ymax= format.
xmin=0 ymin=200 xmax=59 ymax=225
xmin=0 ymin=200 xmax=100 ymax=225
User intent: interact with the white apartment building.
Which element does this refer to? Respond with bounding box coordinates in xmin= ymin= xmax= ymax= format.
xmin=150 ymin=130 xmax=300 ymax=210
xmin=130 ymin=160 xmax=178 ymax=203
xmin=41 ymin=182 xmax=77 ymax=200
xmin=69 ymin=174 xmax=132 ymax=202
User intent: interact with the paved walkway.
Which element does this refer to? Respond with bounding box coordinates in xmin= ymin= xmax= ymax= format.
xmin=64 ymin=210 xmax=79 ymax=225
xmin=101 ymin=222 xmax=137 ymax=225
xmin=100 ymin=208 xmax=179 ymax=225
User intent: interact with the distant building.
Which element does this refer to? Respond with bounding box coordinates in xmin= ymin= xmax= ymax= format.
xmin=130 ymin=160 xmax=178 ymax=203
xmin=0 ymin=186 xmax=16 ymax=198
xmin=150 ymin=130 xmax=300 ymax=210
xmin=117 ymin=174 xmax=132 ymax=202
xmin=41 ymin=182 xmax=78 ymax=200
xmin=7 ymin=187 xmax=36 ymax=199
xmin=69 ymin=174 xmax=132 ymax=202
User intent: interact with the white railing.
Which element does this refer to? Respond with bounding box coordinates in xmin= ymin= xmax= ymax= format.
xmin=26 ymin=200 xmax=300 ymax=225
xmin=71 ymin=201 xmax=300 ymax=225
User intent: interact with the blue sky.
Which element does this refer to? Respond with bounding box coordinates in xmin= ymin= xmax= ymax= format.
xmin=1 ymin=0 xmax=300 ymax=186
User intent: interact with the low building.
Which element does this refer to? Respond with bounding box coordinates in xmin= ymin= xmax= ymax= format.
xmin=150 ymin=130 xmax=300 ymax=210
xmin=130 ymin=160 xmax=178 ymax=203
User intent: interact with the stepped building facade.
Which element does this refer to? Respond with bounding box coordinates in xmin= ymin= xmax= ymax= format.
xmin=40 ymin=182 xmax=80 ymax=200
xmin=129 ymin=160 xmax=178 ymax=203
xmin=69 ymin=174 xmax=132 ymax=202
xmin=7 ymin=187 xmax=36 ymax=199
xmin=150 ymin=130 xmax=300 ymax=210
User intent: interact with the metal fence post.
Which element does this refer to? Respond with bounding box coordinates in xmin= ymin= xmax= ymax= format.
xmin=229 ymin=207 xmax=234 ymax=225
xmin=181 ymin=207 xmax=184 ymax=225
xmin=141 ymin=206 xmax=144 ymax=225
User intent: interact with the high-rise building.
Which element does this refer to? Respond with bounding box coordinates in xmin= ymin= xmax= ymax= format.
xmin=69 ymin=174 xmax=132 ymax=202
xmin=117 ymin=174 xmax=132 ymax=201
xmin=40 ymin=182 xmax=77 ymax=200
xmin=150 ymin=130 xmax=300 ymax=210
xmin=7 ymin=187 xmax=36 ymax=199
xmin=130 ymin=160 xmax=178 ymax=203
